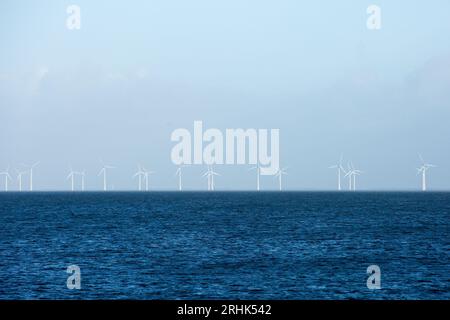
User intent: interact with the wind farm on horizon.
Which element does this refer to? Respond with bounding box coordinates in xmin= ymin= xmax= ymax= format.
xmin=0 ymin=155 xmax=439 ymax=192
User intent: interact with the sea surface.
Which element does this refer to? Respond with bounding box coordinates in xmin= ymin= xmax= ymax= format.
xmin=0 ymin=191 xmax=449 ymax=299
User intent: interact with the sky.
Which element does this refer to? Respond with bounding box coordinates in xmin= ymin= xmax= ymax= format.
xmin=1 ymin=0 xmax=450 ymax=191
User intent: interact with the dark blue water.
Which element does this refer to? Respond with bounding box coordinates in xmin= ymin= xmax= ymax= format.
xmin=0 ymin=192 xmax=448 ymax=299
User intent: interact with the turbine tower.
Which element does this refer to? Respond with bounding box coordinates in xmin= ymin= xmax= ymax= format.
xmin=352 ymin=170 xmax=362 ymax=190
xmin=417 ymin=154 xmax=436 ymax=191
xmin=344 ymin=162 xmax=363 ymax=191
xmin=67 ymin=167 xmax=76 ymax=191
xmin=142 ymin=167 xmax=155 ymax=191
xmin=98 ymin=161 xmax=115 ymax=191
xmin=329 ymin=154 xmax=346 ymax=191
xmin=203 ymin=166 xmax=211 ymax=190
xmin=345 ymin=163 xmax=354 ymax=190
xmin=67 ymin=166 xmax=85 ymax=191
xmin=133 ymin=165 xmax=145 ymax=191
xmin=175 ymin=165 xmax=188 ymax=191
xmin=0 ymin=167 xmax=12 ymax=191
xmin=249 ymin=164 xmax=261 ymax=191
xmin=79 ymin=170 xmax=86 ymax=191
xmin=22 ymin=162 xmax=39 ymax=191
xmin=16 ymin=170 xmax=26 ymax=192
xmin=202 ymin=165 xmax=220 ymax=191
xmin=274 ymin=167 xmax=288 ymax=191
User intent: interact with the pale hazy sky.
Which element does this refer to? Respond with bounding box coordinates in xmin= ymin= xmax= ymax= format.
xmin=1 ymin=0 xmax=450 ymax=190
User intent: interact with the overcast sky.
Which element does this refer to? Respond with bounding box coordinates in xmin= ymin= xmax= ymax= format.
xmin=1 ymin=0 xmax=450 ymax=190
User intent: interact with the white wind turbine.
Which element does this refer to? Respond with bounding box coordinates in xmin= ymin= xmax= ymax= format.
xmin=67 ymin=166 xmax=84 ymax=191
xmin=249 ymin=164 xmax=261 ymax=191
xmin=22 ymin=162 xmax=39 ymax=191
xmin=202 ymin=165 xmax=220 ymax=191
xmin=417 ymin=154 xmax=436 ymax=191
xmin=133 ymin=165 xmax=145 ymax=191
xmin=98 ymin=161 xmax=115 ymax=191
xmin=16 ymin=169 xmax=26 ymax=192
xmin=67 ymin=167 xmax=76 ymax=191
xmin=175 ymin=165 xmax=188 ymax=191
xmin=0 ymin=167 xmax=12 ymax=191
xmin=274 ymin=167 xmax=288 ymax=191
xmin=142 ymin=167 xmax=155 ymax=191
xmin=352 ymin=169 xmax=362 ymax=191
xmin=344 ymin=162 xmax=363 ymax=191
xmin=345 ymin=163 xmax=353 ymax=190
xmin=203 ymin=167 xmax=211 ymax=191
xmin=79 ymin=170 xmax=86 ymax=191
xmin=329 ymin=155 xmax=346 ymax=191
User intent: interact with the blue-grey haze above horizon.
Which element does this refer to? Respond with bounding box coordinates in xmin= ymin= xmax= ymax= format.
xmin=1 ymin=0 xmax=450 ymax=190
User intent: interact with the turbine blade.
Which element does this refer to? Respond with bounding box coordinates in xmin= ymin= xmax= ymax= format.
xmin=418 ymin=153 xmax=424 ymax=163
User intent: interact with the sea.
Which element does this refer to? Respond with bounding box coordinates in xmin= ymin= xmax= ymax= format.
xmin=0 ymin=191 xmax=448 ymax=299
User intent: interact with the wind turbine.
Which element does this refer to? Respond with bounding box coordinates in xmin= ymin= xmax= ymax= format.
xmin=133 ymin=165 xmax=145 ymax=191
xmin=22 ymin=162 xmax=39 ymax=191
xmin=203 ymin=167 xmax=211 ymax=190
xmin=249 ymin=164 xmax=261 ymax=191
xmin=142 ymin=167 xmax=155 ymax=191
xmin=67 ymin=166 xmax=85 ymax=191
xmin=67 ymin=167 xmax=76 ymax=191
xmin=274 ymin=167 xmax=288 ymax=191
xmin=417 ymin=154 xmax=436 ymax=191
xmin=98 ymin=161 xmax=115 ymax=191
xmin=175 ymin=165 xmax=188 ymax=191
xmin=344 ymin=162 xmax=363 ymax=191
xmin=16 ymin=169 xmax=26 ymax=192
xmin=329 ymin=155 xmax=346 ymax=191
xmin=352 ymin=170 xmax=362 ymax=190
xmin=345 ymin=163 xmax=353 ymax=190
xmin=79 ymin=170 xmax=86 ymax=191
xmin=202 ymin=165 xmax=220 ymax=191
xmin=0 ymin=167 xmax=12 ymax=191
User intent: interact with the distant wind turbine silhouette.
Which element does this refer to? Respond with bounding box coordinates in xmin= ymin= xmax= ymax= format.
xmin=249 ymin=164 xmax=261 ymax=191
xmin=175 ymin=165 xmax=188 ymax=191
xmin=0 ymin=167 xmax=12 ymax=191
xmin=16 ymin=169 xmax=26 ymax=192
xmin=98 ymin=161 xmax=115 ymax=191
xmin=142 ymin=167 xmax=155 ymax=191
xmin=329 ymin=154 xmax=346 ymax=191
xmin=79 ymin=170 xmax=86 ymax=191
xmin=417 ymin=154 xmax=436 ymax=191
xmin=274 ymin=167 xmax=288 ymax=191
xmin=203 ymin=165 xmax=220 ymax=191
xmin=67 ymin=166 xmax=84 ymax=191
xmin=133 ymin=165 xmax=145 ymax=191
xmin=22 ymin=162 xmax=39 ymax=191
xmin=67 ymin=166 xmax=76 ymax=191
xmin=344 ymin=162 xmax=363 ymax=191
